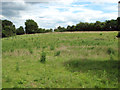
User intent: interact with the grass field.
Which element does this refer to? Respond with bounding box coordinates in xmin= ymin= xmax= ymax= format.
xmin=2 ymin=32 xmax=119 ymax=88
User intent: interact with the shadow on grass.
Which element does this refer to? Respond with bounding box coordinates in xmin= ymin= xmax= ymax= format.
xmin=64 ymin=59 xmax=119 ymax=80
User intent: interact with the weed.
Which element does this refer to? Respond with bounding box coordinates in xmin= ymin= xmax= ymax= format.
xmin=10 ymin=49 xmax=14 ymax=52
xmin=42 ymin=46 xmax=47 ymax=49
xmin=50 ymin=45 xmax=55 ymax=50
xmin=17 ymin=79 xmax=25 ymax=85
xmin=107 ymin=48 xmax=115 ymax=55
xmin=82 ymin=40 xmax=85 ymax=43
xmin=34 ymin=79 xmax=39 ymax=82
xmin=110 ymin=54 xmax=114 ymax=60
xmin=40 ymin=51 xmax=46 ymax=63
xmin=54 ymin=51 xmax=61 ymax=56
xmin=90 ymin=47 xmax=94 ymax=49
xmin=16 ymin=62 xmax=19 ymax=71
xmin=37 ymin=46 xmax=40 ymax=49
xmin=5 ymin=76 xmax=12 ymax=82
xmin=29 ymin=48 xmax=33 ymax=54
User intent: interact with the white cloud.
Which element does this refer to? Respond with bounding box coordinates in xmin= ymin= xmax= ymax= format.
xmin=0 ymin=15 xmax=5 ymax=19
xmin=1 ymin=0 xmax=118 ymax=29
xmin=74 ymin=0 xmax=118 ymax=4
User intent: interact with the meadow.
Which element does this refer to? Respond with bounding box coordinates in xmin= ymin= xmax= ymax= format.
xmin=2 ymin=32 xmax=119 ymax=88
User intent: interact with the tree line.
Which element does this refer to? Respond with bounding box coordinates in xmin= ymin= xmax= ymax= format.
xmin=1 ymin=18 xmax=120 ymax=38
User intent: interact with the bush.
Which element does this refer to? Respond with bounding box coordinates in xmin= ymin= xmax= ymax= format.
xmin=40 ymin=51 xmax=46 ymax=63
xmin=54 ymin=51 xmax=61 ymax=56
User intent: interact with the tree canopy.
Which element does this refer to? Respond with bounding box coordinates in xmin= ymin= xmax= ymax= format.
xmin=1 ymin=18 xmax=120 ymax=38
xmin=16 ymin=26 xmax=25 ymax=35
xmin=2 ymin=20 xmax=16 ymax=37
xmin=25 ymin=19 xmax=38 ymax=34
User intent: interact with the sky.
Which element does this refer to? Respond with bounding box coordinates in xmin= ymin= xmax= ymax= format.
xmin=0 ymin=0 xmax=119 ymax=29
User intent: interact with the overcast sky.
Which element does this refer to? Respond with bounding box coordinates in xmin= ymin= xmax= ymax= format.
xmin=0 ymin=0 xmax=119 ymax=29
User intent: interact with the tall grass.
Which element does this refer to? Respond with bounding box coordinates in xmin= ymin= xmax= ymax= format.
xmin=2 ymin=32 xmax=118 ymax=88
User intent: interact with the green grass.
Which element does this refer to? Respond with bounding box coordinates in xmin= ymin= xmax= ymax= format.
xmin=2 ymin=32 xmax=119 ymax=88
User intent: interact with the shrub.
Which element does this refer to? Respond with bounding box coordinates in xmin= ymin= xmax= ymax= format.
xmin=100 ymin=33 xmax=103 ymax=35
xmin=40 ymin=51 xmax=46 ymax=63
xmin=54 ymin=51 xmax=61 ymax=56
